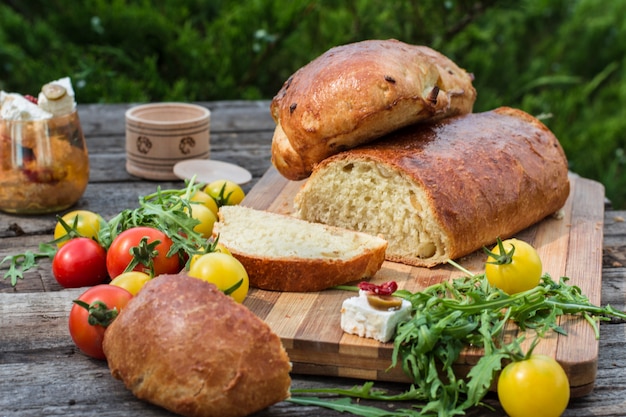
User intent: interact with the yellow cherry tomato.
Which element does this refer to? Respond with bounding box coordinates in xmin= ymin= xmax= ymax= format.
xmin=189 ymin=190 xmax=219 ymax=217
xmin=484 ymin=238 xmax=542 ymax=294
xmin=188 ymin=252 xmax=249 ymax=303
xmin=109 ymin=271 xmax=151 ymax=296
xmin=54 ymin=210 xmax=104 ymax=247
xmin=205 ymin=180 xmax=245 ymax=206
xmin=189 ymin=243 xmax=232 ymax=269
xmin=185 ymin=203 xmax=217 ymax=238
xmin=498 ymin=354 xmax=570 ymax=417
xmin=212 ymin=242 xmax=231 ymax=256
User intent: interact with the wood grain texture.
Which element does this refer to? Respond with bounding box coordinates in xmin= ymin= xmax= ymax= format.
xmin=241 ymin=168 xmax=605 ymax=397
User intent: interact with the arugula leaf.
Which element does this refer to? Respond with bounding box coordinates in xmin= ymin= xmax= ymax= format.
xmin=288 ymin=397 xmax=408 ymax=417
xmin=292 ymin=381 xmax=427 ymax=402
xmin=1 ymin=243 xmax=56 ymax=286
xmin=97 ymin=180 xmax=211 ymax=260
xmin=463 ymin=349 xmax=508 ymax=407
xmin=289 ymin=383 xmax=436 ymax=416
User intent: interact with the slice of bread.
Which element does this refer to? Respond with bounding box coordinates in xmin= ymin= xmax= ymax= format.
xmin=213 ymin=205 xmax=388 ymax=292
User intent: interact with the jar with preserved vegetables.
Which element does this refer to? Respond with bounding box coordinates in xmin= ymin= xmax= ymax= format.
xmin=0 ymin=110 xmax=89 ymax=214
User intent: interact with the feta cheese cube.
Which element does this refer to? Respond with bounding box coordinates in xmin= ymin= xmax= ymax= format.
xmin=340 ymin=290 xmax=412 ymax=343
xmin=37 ymin=77 xmax=76 ymax=117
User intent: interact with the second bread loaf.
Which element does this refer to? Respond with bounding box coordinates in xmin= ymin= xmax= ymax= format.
xmin=294 ymin=107 xmax=570 ymax=267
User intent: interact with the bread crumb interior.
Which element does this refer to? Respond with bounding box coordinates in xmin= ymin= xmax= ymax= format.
xmin=217 ymin=206 xmax=385 ymax=260
xmin=295 ymin=160 xmax=445 ymax=262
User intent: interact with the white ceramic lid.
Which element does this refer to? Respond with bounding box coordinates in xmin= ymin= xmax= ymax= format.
xmin=173 ymin=159 xmax=252 ymax=185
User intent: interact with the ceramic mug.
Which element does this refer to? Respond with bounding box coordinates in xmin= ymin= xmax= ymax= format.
xmin=125 ymin=102 xmax=210 ymax=180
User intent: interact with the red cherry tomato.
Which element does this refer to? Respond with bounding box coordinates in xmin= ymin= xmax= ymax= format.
xmin=68 ymin=285 xmax=133 ymax=359
xmin=106 ymin=226 xmax=180 ymax=279
xmin=52 ymin=237 xmax=108 ymax=288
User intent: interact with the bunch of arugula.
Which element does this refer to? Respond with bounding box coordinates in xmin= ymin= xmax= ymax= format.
xmin=97 ymin=180 xmax=210 ymax=253
xmin=290 ymin=265 xmax=626 ymax=417
xmin=1 ymin=180 xmax=214 ymax=286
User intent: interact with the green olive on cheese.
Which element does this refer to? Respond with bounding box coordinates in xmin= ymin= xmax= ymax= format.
xmin=42 ymin=83 xmax=67 ymax=100
xmin=366 ymin=294 xmax=403 ymax=311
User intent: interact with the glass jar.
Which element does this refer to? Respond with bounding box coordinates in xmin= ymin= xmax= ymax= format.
xmin=0 ymin=111 xmax=89 ymax=214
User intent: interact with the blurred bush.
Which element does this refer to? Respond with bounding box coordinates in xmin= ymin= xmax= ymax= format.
xmin=1 ymin=0 xmax=624 ymax=207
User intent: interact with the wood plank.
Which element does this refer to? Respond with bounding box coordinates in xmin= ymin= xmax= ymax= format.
xmin=556 ymin=176 xmax=605 ymax=388
xmin=242 ymin=168 xmax=606 ymax=397
xmin=0 ymin=289 xmax=84 ymax=350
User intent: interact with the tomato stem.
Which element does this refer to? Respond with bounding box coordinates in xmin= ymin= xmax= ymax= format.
xmin=223 ymin=278 xmax=243 ymax=296
xmin=212 ymin=182 xmax=235 ymax=207
xmin=123 ymin=236 xmax=161 ymax=277
xmin=50 ymin=215 xmax=81 ymax=246
xmin=73 ymin=299 xmax=119 ymax=327
xmin=483 ymin=237 xmax=515 ymax=265
xmin=446 ymin=258 xmax=477 ymax=277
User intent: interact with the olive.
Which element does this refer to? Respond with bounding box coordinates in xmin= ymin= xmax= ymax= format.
xmin=42 ymin=84 xmax=67 ymax=101
xmin=366 ymin=294 xmax=403 ymax=311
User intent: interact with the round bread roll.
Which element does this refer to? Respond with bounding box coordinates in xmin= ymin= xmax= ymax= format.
xmin=102 ymin=273 xmax=292 ymax=417
xmin=271 ymin=39 xmax=477 ymax=180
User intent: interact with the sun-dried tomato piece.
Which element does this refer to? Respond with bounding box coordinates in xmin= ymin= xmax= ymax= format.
xmin=24 ymin=95 xmax=38 ymax=104
xmin=358 ymin=281 xmax=398 ymax=296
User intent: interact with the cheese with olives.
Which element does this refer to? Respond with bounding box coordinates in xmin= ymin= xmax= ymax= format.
xmin=340 ymin=290 xmax=411 ymax=343
xmin=0 ymin=92 xmax=52 ymax=120
xmin=37 ymin=77 xmax=76 ymax=117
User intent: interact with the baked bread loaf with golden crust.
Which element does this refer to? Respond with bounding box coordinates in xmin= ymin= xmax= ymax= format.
xmin=213 ymin=205 xmax=388 ymax=292
xmin=294 ymin=107 xmax=570 ymax=267
xmin=102 ymin=274 xmax=292 ymax=417
xmin=271 ymin=39 xmax=477 ymax=180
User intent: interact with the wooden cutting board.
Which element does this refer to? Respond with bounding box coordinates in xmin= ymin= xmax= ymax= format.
xmin=241 ymin=167 xmax=605 ymax=397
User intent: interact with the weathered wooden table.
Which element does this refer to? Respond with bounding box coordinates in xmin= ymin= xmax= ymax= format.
xmin=1 ymin=101 xmax=626 ymax=417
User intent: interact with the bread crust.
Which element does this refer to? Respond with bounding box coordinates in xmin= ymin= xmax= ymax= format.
xmin=295 ymin=107 xmax=570 ymax=267
xmin=102 ymin=274 xmax=292 ymax=417
xmin=271 ymin=39 xmax=476 ymax=180
xmin=230 ymin=246 xmax=386 ymax=292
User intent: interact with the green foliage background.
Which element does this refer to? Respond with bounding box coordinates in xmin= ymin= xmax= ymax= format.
xmin=2 ymin=0 xmax=625 ymax=207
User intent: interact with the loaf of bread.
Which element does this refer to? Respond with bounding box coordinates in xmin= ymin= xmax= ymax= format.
xmin=102 ymin=273 xmax=292 ymax=417
xmin=271 ymin=39 xmax=477 ymax=181
xmin=213 ymin=205 xmax=388 ymax=292
xmin=294 ymin=107 xmax=570 ymax=267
